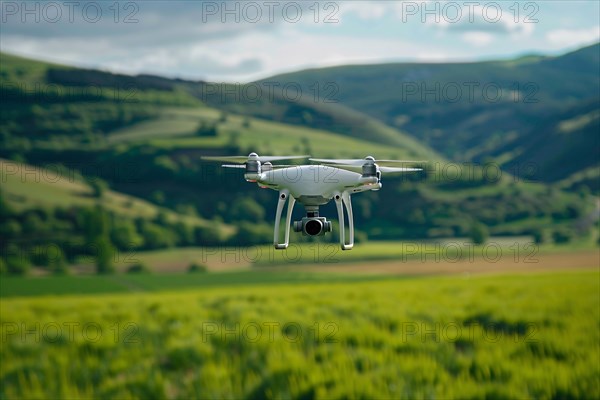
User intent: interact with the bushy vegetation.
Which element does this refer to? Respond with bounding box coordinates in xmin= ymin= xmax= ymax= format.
xmin=188 ymin=262 xmax=208 ymax=273
xmin=0 ymin=194 xmax=243 ymax=275
xmin=0 ymin=271 xmax=598 ymax=398
xmin=469 ymin=222 xmax=489 ymax=245
xmin=127 ymin=262 xmax=151 ymax=274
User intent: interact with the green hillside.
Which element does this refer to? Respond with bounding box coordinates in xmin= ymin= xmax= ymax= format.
xmin=0 ymin=159 xmax=216 ymax=229
xmin=0 ymin=52 xmax=439 ymax=161
xmin=262 ymin=43 xmax=600 ymax=188
xmin=199 ymin=91 xmax=440 ymax=160
xmin=1 ymin=50 xmax=597 ymax=276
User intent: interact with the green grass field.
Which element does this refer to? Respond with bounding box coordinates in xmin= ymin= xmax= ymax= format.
xmin=1 ymin=270 xmax=598 ymax=399
xmin=107 ymin=106 xmax=415 ymax=160
xmin=0 ymin=270 xmax=385 ymax=298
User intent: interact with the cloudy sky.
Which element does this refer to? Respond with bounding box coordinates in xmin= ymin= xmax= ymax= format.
xmin=1 ymin=0 xmax=599 ymax=82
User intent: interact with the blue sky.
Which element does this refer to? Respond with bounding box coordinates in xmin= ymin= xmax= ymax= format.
xmin=1 ymin=1 xmax=599 ymax=82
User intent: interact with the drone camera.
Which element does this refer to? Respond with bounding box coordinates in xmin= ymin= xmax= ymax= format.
xmin=293 ymin=217 xmax=332 ymax=236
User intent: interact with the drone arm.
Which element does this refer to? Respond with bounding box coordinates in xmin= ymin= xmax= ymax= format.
xmin=334 ymin=191 xmax=354 ymax=250
xmin=274 ymin=190 xmax=295 ymax=249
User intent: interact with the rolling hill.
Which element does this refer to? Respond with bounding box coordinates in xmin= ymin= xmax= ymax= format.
xmin=261 ymin=43 xmax=600 ymax=188
xmin=0 ymin=52 xmax=440 ymax=161
xmin=0 ymin=158 xmax=216 ymax=229
xmin=0 ymin=49 xmax=597 ymax=275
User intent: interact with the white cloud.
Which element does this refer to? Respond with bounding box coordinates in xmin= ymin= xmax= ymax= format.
xmin=0 ymin=34 xmax=263 ymax=81
xmin=1 ymin=2 xmax=598 ymax=82
xmin=462 ymin=31 xmax=495 ymax=47
xmin=229 ymin=28 xmax=513 ymax=79
xmin=546 ymin=27 xmax=600 ymax=47
xmin=430 ymin=4 xmax=535 ymax=37
xmin=339 ymin=2 xmax=388 ymax=20
xmin=414 ymin=52 xmax=451 ymax=62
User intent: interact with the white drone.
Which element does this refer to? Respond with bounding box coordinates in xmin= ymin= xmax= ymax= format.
xmin=202 ymin=153 xmax=423 ymax=250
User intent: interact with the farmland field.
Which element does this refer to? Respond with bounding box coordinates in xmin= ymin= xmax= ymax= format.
xmin=1 ymin=269 xmax=598 ymax=399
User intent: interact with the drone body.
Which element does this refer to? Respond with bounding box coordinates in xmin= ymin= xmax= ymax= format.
xmin=251 ymin=165 xmax=380 ymax=204
xmin=202 ymin=153 xmax=423 ymax=250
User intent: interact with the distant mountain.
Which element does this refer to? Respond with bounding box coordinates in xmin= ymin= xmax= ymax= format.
xmin=261 ymin=43 xmax=600 ymax=186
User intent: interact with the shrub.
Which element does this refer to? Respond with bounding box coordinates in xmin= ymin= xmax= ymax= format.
xmin=51 ymin=262 xmax=69 ymax=275
xmin=469 ymin=222 xmax=489 ymax=245
xmin=531 ymin=228 xmax=547 ymax=244
xmin=233 ymin=222 xmax=272 ymax=245
xmin=6 ymin=254 xmax=30 ymax=276
xmin=552 ymin=228 xmax=574 ymax=244
xmin=95 ymin=238 xmax=115 ymax=274
xmin=140 ymin=222 xmax=177 ymax=249
xmin=48 ymin=246 xmax=68 ymax=275
xmin=196 ymin=122 xmax=218 ymax=137
xmin=86 ymin=177 xmax=108 ymax=198
xmin=194 ymin=225 xmax=227 ymax=246
xmin=127 ymin=262 xmax=151 ymax=274
xmin=188 ymin=263 xmax=208 ymax=273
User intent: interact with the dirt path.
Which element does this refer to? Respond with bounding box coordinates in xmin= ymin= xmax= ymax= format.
xmin=265 ymin=250 xmax=599 ymax=276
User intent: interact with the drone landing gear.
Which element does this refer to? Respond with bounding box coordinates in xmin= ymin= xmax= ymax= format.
xmin=334 ymin=191 xmax=354 ymax=250
xmin=274 ymin=190 xmax=295 ymax=249
xmin=273 ymin=190 xmax=354 ymax=251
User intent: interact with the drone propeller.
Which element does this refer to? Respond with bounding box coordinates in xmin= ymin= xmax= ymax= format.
xmin=221 ymin=164 xmax=295 ymax=169
xmin=322 ymin=164 xmax=422 ymax=173
xmin=310 ymin=157 xmax=426 ymax=166
xmin=221 ymin=164 xmax=246 ymax=169
xmin=202 ymin=153 xmax=310 ymax=164
xmin=379 ymin=166 xmax=423 ymax=173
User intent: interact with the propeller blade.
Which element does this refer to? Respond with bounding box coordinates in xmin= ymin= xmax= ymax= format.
xmin=257 ymin=155 xmax=310 ymax=162
xmin=310 ymin=158 xmax=426 ymax=166
xmin=375 ymin=160 xmax=427 ymax=164
xmin=379 ymin=166 xmax=423 ymax=173
xmin=202 ymin=155 xmax=310 ymax=163
xmin=222 ymin=164 xmax=301 ymax=170
xmin=202 ymin=156 xmax=249 ymax=163
xmin=310 ymin=158 xmax=365 ymax=166
xmin=321 ymin=164 xmax=362 ymax=172
xmin=221 ymin=164 xmax=246 ymax=169
xmin=322 ymin=164 xmax=422 ymax=173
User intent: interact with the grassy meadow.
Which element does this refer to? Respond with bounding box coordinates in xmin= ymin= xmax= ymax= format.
xmin=105 ymin=106 xmax=414 ymax=159
xmin=1 ymin=269 xmax=598 ymax=399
